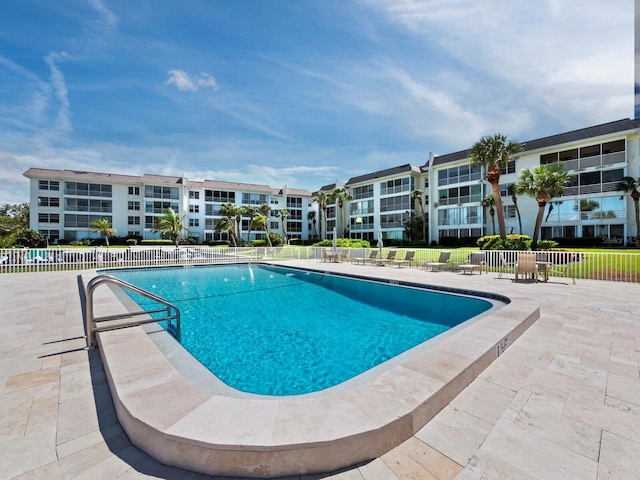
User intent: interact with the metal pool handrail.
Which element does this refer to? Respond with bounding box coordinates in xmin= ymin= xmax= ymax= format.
xmin=85 ymin=274 xmax=180 ymax=348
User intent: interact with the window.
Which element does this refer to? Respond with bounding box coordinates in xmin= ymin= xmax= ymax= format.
xmin=269 ymin=221 xmax=279 ymax=230
xmin=380 ymin=177 xmax=413 ymax=195
xmin=64 ymin=214 xmax=111 ymax=228
xmin=65 ymin=198 xmax=112 ymax=213
xmin=380 ymin=195 xmax=410 ymax=212
xmin=286 ymin=196 xmax=302 ymax=208
xmin=350 ymin=215 xmax=374 ymax=230
xmin=39 ymin=229 xmax=60 ymax=240
xmin=189 ymin=218 xmax=200 ymax=227
xmin=145 ymin=216 xmax=156 ymax=229
xmin=144 ymin=185 xmax=179 ymax=199
xmin=65 ymin=198 xmax=112 ymax=212
xmin=128 ymin=201 xmax=140 ymax=211
xmin=351 ymin=185 xmax=374 ymax=200
xmin=145 ymin=201 xmax=179 ymax=213
xmin=380 ymin=213 xmax=405 ymax=228
xmin=205 ymin=204 xmax=220 ymax=216
xmin=438 ymin=165 xmax=482 ymax=186
xmin=39 ymin=180 xmax=59 ymax=191
xmin=38 ymin=197 xmax=60 ymax=207
xmin=287 ymin=221 xmax=302 ymax=233
xmin=128 ymin=186 xmax=140 ymax=195
xmin=499 ymin=161 xmax=516 ymax=175
xmin=189 ymin=191 xmax=200 ymax=199
xmin=205 ymin=190 xmax=235 ymax=203
xmin=38 ymin=213 xmax=59 ymax=223
xmin=205 ymin=218 xmax=215 ymax=230
xmin=242 ymin=192 xmax=268 ymax=205
xmin=189 ymin=204 xmax=200 ymax=213
xmin=350 ymin=200 xmax=374 ymax=215
xmin=128 ymin=216 xmax=140 ymax=225
xmin=65 ymin=182 xmax=112 ymax=197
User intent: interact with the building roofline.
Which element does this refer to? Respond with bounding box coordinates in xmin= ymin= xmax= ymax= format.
xmin=431 ymin=118 xmax=640 ymax=167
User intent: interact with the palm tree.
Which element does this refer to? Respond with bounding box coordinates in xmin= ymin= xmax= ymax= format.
xmin=481 ymin=194 xmax=496 ymax=235
xmin=214 ymin=217 xmax=235 ymax=245
xmin=152 ymin=208 xmax=190 ymax=248
xmin=307 ymin=210 xmax=317 ymax=239
xmin=617 ymin=176 xmax=640 ymax=239
xmin=278 ymin=208 xmax=290 ymax=244
xmin=256 ymin=203 xmax=273 ymax=247
xmin=507 ymin=184 xmax=523 ymax=235
xmin=515 ymin=163 xmax=569 ymax=249
xmin=313 ymin=190 xmax=330 ymax=240
xmin=253 ymin=213 xmax=273 ymax=248
xmin=469 ymin=133 xmax=523 ymax=238
xmin=91 ymin=218 xmax=117 ymax=247
xmin=329 ymin=187 xmax=353 ymax=238
xmin=219 ymin=202 xmax=239 ymax=247
xmin=241 ymin=205 xmax=257 ymax=245
xmin=411 ymin=189 xmax=425 ymax=241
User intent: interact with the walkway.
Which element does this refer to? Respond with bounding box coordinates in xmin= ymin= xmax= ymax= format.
xmin=1 ymin=262 xmax=640 ymax=479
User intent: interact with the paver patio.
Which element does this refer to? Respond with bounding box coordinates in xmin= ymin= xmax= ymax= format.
xmin=1 ymin=260 xmax=640 ymax=479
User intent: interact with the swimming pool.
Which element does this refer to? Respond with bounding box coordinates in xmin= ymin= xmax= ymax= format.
xmin=109 ymin=264 xmax=493 ymax=395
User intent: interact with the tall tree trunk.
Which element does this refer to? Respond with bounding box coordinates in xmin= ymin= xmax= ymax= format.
xmin=633 ymin=194 xmax=640 ymax=239
xmin=532 ymin=202 xmax=546 ymax=249
xmin=490 ymin=180 xmax=507 ymax=238
xmin=513 ymin=197 xmax=523 ymax=234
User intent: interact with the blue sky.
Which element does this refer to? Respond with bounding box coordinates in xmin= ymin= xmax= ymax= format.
xmin=0 ymin=0 xmax=634 ymax=204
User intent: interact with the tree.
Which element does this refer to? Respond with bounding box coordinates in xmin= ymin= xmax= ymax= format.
xmin=469 ymin=134 xmax=523 ymax=238
xmin=307 ymin=210 xmax=317 ymax=239
xmin=313 ymin=190 xmax=330 ymax=240
xmin=515 ymin=163 xmax=569 ymax=249
xmin=0 ymin=203 xmax=30 ymax=233
xmin=278 ymin=208 xmax=290 ymax=244
xmin=481 ymin=194 xmax=496 ymax=235
xmin=507 ymin=184 xmax=523 ymax=235
xmin=257 ymin=203 xmax=273 ymax=247
xmin=411 ymin=189 xmax=426 ymax=241
xmin=214 ymin=216 xmax=236 ymax=245
xmin=90 ymin=218 xmax=117 ymax=247
xmin=617 ymin=176 xmax=640 ymax=239
xmin=241 ymin=205 xmax=257 ymax=244
xmin=329 ymin=187 xmax=353 ymax=238
xmin=219 ymin=202 xmax=239 ymax=247
xmin=151 ymin=208 xmax=190 ymax=248
xmin=252 ymin=214 xmax=273 ymax=248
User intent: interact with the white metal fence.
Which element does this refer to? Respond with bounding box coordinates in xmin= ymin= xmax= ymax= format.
xmin=1 ymin=246 xmax=639 ymax=283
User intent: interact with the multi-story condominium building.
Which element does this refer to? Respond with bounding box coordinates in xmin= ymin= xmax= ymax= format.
xmin=24 ymin=168 xmax=312 ymax=244
xmin=317 ymin=118 xmax=640 ymax=246
xmin=25 ymin=118 xmax=640 ymax=247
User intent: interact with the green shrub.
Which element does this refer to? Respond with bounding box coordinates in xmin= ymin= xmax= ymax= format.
xmin=140 ymin=239 xmax=174 ymax=245
xmin=251 ymin=239 xmax=267 ymax=247
xmin=268 ymin=232 xmax=283 ymax=246
xmin=312 ymin=238 xmax=370 ymax=248
xmin=209 ymin=240 xmax=230 ymax=246
xmin=535 ymin=239 xmax=558 ymax=250
xmin=126 ymin=238 xmax=138 ymax=246
xmin=478 ymin=234 xmax=532 ymax=251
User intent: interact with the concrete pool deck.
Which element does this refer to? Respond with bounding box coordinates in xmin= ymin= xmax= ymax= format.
xmin=2 ymin=260 xmax=640 ymax=478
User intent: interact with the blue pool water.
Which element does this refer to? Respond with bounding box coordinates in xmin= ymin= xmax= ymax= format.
xmin=108 ymin=264 xmax=492 ymax=396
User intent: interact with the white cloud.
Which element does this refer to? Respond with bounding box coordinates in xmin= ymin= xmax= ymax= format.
xmin=166 ymin=69 xmax=219 ymax=92
xmin=361 ymin=0 xmax=634 ymax=131
xmin=43 ymin=53 xmax=72 ymax=139
xmin=198 ymin=73 xmax=218 ymax=91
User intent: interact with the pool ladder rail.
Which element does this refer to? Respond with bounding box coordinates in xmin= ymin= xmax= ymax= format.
xmin=85 ymin=274 xmax=181 ymax=348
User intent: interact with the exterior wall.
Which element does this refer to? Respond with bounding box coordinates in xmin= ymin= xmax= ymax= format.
xmin=25 ymin=170 xmax=311 ymax=244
